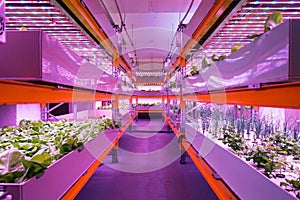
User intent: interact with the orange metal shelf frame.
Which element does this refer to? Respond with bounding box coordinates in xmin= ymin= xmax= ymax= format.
xmin=59 ymin=0 xmax=133 ymax=78
xmin=185 ymin=82 xmax=300 ymax=109
xmin=137 ymin=110 xmax=163 ymax=113
xmin=0 ymin=80 xmax=132 ymax=104
xmin=2 ymin=80 xmax=299 ymax=109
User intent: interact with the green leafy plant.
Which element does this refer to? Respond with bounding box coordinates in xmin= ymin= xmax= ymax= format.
xmin=264 ymin=11 xmax=283 ymax=32
xmin=280 ymin=175 xmax=300 ymax=198
xmin=246 ymin=146 xmax=270 ymax=168
xmin=202 ymin=56 xmax=211 ymax=68
xmin=269 ymin=133 xmax=299 ymax=155
xmin=275 ymin=157 xmax=287 ymax=178
xmin=169 ymin=81 xmax=176 ymax=88
xmin=211 ymin=54 xmax=226 ymax=62
xmin=245 ymin=145 xmax=283 ymax=178
xmin=222 ymin=129 xmax=246 ymax=152
xmin=231 ymin=45 xmax=243 ymax=53
xmin=0 ymin=118 xmax=120 ymax=183
xmin=190 ymin=66 xmax=199 ymax=76
xmin=195 ymin=104 xmax=300 ymax=195
xmin=259 ymin=152 xmax=282 ymax=178
xmin=248 ymin=12 xmax=283 ymax=40
xmin=0 ymin=149 xmax=25 ymax=183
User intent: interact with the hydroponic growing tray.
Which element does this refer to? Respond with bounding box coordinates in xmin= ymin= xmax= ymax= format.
xmin=185 ymin=19 xmax=300 ymax=93
xmin=0 ymin=30 xmax=118 ymax=93
xmin=184 ymin=124 xmax=295 ymax=200
xmin=0 ymin=128 xmax=119 ymax=200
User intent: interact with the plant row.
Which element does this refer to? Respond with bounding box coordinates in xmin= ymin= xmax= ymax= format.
xmin=220 ymin=128 xmax=300 ymax=198
xmin=0 ymin=118 xmax=121 ymax=183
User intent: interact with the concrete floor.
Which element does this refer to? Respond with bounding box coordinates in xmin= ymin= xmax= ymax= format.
xmin=75 ymin=118 xmax=218 ymax=200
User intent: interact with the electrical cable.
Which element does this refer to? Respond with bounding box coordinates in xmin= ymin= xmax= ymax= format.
xmin=114 ymin=0 xmax=139 ymax=69
xmin=123 ymin=21 xmax=139 ymax=67
xmin=98 ymin=0 xmax=116 ymax=27
xmin=114 ymin=0 xmax=124 ymax=32
xmin=179 ymin=0 xmax=194 ymax=26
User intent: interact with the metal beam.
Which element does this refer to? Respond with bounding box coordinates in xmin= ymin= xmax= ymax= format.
xmin=184 ymin=82 xmax=300 ymax=109
xmin=0 ymin=80 xmax=112 ymax=104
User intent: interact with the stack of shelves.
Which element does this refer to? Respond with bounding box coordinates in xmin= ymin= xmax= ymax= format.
xmin=0 ymin=25 xmax=132 ymax=200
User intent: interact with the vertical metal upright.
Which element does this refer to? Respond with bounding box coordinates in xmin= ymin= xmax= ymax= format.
xmin=162 ymin=92 xmax=165 ymax=122
xmin=179 ymin=58 xmax=187 ymax=164
xmin=177 ymin=25 xmax=187 ymax=164
xmin=73 ymin=102 xmax=78 ymax=121
xmin=111 ymin=27 xmax=122 ymax=163
xmin=41 ymin=103 xmax=48 ymax=121
xmin=129 ymin=95 xmax=133 ymax=132
xmin=166 ymin=73 xmax=171 ymax=132
xmin=193 ymin=102 xmax=197 ymax=119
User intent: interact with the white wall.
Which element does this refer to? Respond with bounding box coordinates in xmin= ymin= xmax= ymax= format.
xmin=16 ymin=104 xmax=41 ymax=124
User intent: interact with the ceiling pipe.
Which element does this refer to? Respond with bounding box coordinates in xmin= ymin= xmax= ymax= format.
xmin=98 ymin=0 xmax=116 ymax=27
xmin=113 ymin=0 xmax=139 ymax=70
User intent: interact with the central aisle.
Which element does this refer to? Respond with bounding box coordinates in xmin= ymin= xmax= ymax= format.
xmin=75 ymin=118 xmax=218 ymax=200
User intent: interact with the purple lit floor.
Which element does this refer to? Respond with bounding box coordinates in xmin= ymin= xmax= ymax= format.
xmin=75 ymin=119 xmax=218 ymax=200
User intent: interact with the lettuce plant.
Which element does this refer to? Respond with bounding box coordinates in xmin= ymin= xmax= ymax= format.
xmin=222 ymin=128 xmax=246 ymax=152
xmin=280 ymin=173 xmax=300 ymax=198
xmin=0 ymin=118 xmax=120 ymax=183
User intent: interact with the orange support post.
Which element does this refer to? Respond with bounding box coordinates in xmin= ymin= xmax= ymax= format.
xmin=112 ymin=94 xmax=119 ymax=109
xmin=113 ymin=58 xmax=119 ymax=68
xmin=180 ymin=56 xmax=186 ymax=68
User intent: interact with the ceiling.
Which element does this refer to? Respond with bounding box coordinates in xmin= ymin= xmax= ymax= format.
xmin=83 ymin=0 xmax=204 ymax=74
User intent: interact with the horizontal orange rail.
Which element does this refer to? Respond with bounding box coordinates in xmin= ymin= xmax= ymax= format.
xmin=137 ymin=110 xmax=163 ymax=113
xmin=0 ymin=80 xmax=133 ymax=104
xmin=0 ymin=80 xmax=114 ymax=104
xmin=185 ymin=82 xmax=300 ymax=109
xmin=2 ymin=80 xmax=299 ymax=109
